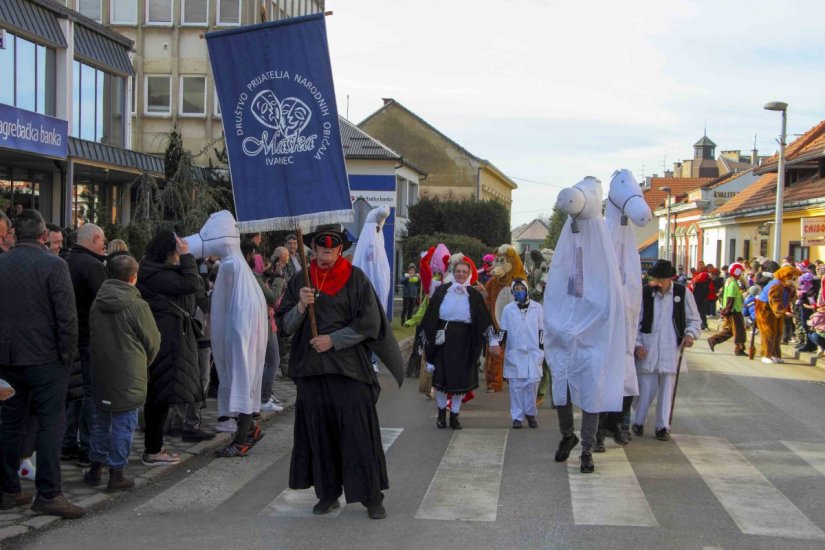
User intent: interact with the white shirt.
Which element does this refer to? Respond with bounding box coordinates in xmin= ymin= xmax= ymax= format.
xmin=635 ymin=284 xmax=701 ymax=374
xmin=500 ymin=300 xmax=543 ymax=380
xmin=438 ymin=283 xmax=499 ymax=346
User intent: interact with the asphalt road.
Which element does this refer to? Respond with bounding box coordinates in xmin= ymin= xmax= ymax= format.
xmin=15 ymin=336 xmax=825 ymax=550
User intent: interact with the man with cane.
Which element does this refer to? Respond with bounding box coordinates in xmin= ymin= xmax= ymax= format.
xmin=631 ymin=260 xmax=702 ymax=441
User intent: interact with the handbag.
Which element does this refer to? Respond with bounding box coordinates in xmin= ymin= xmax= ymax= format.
xmin=435 ymin=322 xmax=449 ymax=346
xmin=160 ymin=295 xmax=206 ymax=339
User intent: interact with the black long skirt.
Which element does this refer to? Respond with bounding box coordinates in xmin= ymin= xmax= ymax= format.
xmin=432 ymin=322 xmax=478 ymax=395
xmin=290 ymin=374 xmax=389 ymax=504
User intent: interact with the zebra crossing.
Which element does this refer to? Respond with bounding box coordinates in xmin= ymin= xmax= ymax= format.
xmin=134 ymin=426 xmax=825 ymax=541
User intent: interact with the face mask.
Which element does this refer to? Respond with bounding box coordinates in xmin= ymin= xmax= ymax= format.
xmin=514 ymin=290 xmax=528 ymax=303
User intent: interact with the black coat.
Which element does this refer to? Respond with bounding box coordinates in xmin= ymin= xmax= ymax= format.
xmin=0 ymin=241 xmax=78 ymax=367
xmin=137 ymin=254 xmax=205 ymax=405
xmin=67 ymin=244 xmax=108 ymax=347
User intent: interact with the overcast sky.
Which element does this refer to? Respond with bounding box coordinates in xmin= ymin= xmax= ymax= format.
xmin=325 ymin=0 xmax=825 ymax=229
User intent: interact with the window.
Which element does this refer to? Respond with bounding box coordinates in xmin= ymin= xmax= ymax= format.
xmin=146 ymin=0 xmax=173 ymax=25
xmin=760 ymin=239 xmax=768 ymax=257
xmin=111 ymin=0 xmax=138 ymax=25
xmin=270 ymin=0 xmax=287 ymax=20
xmin=79 ymin=0 xmax=102 ymax=22
xmin=214 ymin=86 xmax=221 ymax=117
xmin=0 ymin=31 xmax=56 ymax=116
xmin=71 ymin=60 xmax=124 ymax=146
xmin=130 ymin=76 xmax=136 ymax=116
xmin=217 ymin=0 xmax=241 ymax=26
xmin=743 ymin=239 xmax=750 ymax=261
xmin=180 ymin=76 xmax=206 ymax=116
xmin=182 ymin=0 xmax=208 ymax=25
xmin=145 ymin=75 xmax=171 ymax=115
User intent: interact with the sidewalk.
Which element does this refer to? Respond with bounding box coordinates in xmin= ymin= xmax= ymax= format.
xmin=0 ymin=378 xmax=298 ymax=543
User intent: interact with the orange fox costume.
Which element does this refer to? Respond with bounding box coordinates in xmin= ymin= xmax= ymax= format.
xmin=754 ymin=266 xmax=800 ymax=362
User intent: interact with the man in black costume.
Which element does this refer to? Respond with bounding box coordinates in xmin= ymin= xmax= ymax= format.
xmin=276 ymin=225 xmax=403 ymax=520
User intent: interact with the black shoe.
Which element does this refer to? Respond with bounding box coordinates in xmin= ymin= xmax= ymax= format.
xmin=436 ymin=408 xmax=447 ymax=429
xmin=181 ymin=429 xmax=217 ymax=443
xmin=593 ymin=430 xmax=606 ymax=453
xmin=449 ymin=412 xmax=462 ymax=430
xmin=526 ymin=415 xmax=538 ymax=428
xmin=363 ymin=493 xmax=386 ymax=519
xmin=76 ymin=451 xmax=92 ymax=468
xmin=554 ymin=434 xmax=579 ymax=462
xmin=611 ymin=429 xmax=630 ymax=446
xmin=60 ymin=446 xmax=80 ymax=461
xmin=655 ymin=428 xmax=670 ymax=441
xmin=580 ymin=452 xmax=595 ymax=473
xmin=622 ymin=425 xmax=633 ymax=442
xmin=708 ymin=340 xmax=716 ymax=352
xmin=512 ymin=420 xmax=523 ymax=429
xmin=83 ymin=462 xmax=103 ymax=486
xmin=632 ymin=423 xmax=644 ymax=437
xmin=312 ymin=498 xmax=340 ymax=515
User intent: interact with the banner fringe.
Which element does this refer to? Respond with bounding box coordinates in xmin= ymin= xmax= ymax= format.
xmin=236 ymin=209 xmax=354 ymax=233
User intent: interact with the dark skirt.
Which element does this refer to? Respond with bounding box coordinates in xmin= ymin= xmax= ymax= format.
xmin=290 ymin=374 xmax=388 ymax=504
xmin=432 ymin=322 xmax=478 ymax=395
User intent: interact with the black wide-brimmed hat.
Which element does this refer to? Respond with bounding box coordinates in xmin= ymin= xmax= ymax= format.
xmin=648 ymin=260 xmax=676 ymax=279
xmin=302 ymin=224 xmax=351 ymax=250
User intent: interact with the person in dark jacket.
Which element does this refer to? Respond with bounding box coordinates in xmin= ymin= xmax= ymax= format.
xmin=85 ymin=255 xmax=160 ymax=491
xmin=62 ymin=223 xmax=108 ymax=466
xmin=137 ymin=229 xmax=205 ymax=466
xmin=401 ymin=264 xmax=421 ymax=324
xmin=0 ymin=209 xmax=85 ymax=519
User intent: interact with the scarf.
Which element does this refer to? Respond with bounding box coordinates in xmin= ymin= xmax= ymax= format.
xmin=310 ymin=256 xmax=353 ymax=296
xmin=448 ymin=279 xmax=471 ymax=295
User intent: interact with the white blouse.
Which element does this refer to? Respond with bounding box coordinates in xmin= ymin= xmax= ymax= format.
xmin=438 ymin=283 xmax=499 ymax=346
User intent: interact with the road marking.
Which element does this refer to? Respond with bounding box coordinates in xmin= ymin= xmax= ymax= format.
xmin=781 ymin=440 xmax=825 ymax=477
xmin=567 ymin=447 xmax=658 ymax=527
xmin=675 ymin=435 xmax=825 ymax=540
xmin=414 ymin=428 xmax=508 ymax=522
xmin=135 ymin=425 xmax=292 ymax=514
xmin=259 ymin=427 xmax=403 ymax=518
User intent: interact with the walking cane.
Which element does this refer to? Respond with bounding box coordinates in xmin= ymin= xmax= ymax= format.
xmin=668 ymin=342 xmax=687 ymax=427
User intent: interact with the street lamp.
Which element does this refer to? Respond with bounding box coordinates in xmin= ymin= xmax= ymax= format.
xmin=661 ymin=186 xmax=672 ymax=261
xmin=764 ymin=101 xmax=788 ymax=262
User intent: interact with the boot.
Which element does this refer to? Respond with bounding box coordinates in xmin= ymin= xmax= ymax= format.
xmin=593 ymin=429 xmax=606 ymax=453
xmin=436 ymin=408 xmax=447 ymax=429
xmin=449 ymin=412 xmax=462 ymax=430
xmin=106 ymin=469 xmax=135 ymax=492
xmin=83 ymin=462 xmax=103 ymax=486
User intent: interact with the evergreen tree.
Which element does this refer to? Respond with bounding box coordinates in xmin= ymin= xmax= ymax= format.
xmin=541 ymin=207 xmax=567 ymax=250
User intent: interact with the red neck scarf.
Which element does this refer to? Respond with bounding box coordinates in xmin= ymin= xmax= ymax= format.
xmin=310 ymin=256 xmax=352 ymax=296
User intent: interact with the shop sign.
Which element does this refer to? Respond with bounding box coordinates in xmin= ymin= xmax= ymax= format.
xmin=801 ymin=217 xmax=825 ymax=246
xmin=350 ymin=190 xmax=395 ymax=208
xmin=0 ymin=103 xmax=68 ymax=159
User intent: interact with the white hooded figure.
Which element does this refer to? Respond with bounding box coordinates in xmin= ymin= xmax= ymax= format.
xmin=185 ymin=210 xmax=267 ymax=419
xmin=352 ymin=205 xmax=391 ymax=314
xmin=544 ymin=177 xmax=626 ymax=413
xmin=605 ymin=169 xmax=652 ymax=398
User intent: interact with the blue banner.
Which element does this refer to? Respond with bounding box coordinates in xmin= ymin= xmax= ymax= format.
xmin=0 ymin=103 xmax=68 ymax=159
xmin=206 ymin=14 xmax=352 ymax=232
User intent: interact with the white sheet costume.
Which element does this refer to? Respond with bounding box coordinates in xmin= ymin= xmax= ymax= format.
xmin=352 ymin=206 xmax=391 ymax=314
xmin=185 ymin=210 xmax=267 ymax=418
xmin=606 ymin=169 xmax=651 ymax=398
xmin=500 ymin=296 xmax=543 ymax=423
xmin=544 ymin=177 xmax=626 ymax=413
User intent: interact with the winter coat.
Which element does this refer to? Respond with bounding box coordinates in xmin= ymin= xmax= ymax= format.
xmin=90 ymin=279 xmax=161 ymax=412
xmin=67 ymin=244 xmax=108 ymax=348
xmin=137 ymin=254 xmax=205 ymax=405
xmin=0 ymin=241 xmax=78 ymax=367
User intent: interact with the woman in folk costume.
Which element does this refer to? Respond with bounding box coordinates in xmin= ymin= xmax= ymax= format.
xmin=184 ymin=211 xmax=268 ymax=457
xmin=421 ymin=257 xmax=500 ymax=429
xmin=755 ymin=265 xmax=801 ymax=363
xmin=544 ymin=177 xmax=626 ymax=474
xmin=352 ymin=206 xmax=391 ymax=315
xmin=595 ymin=169 xmax=651 ymax=450
xmin=500 ymin=279 xmax=543 ymax=429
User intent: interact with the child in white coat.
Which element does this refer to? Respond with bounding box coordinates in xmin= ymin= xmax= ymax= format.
xmin=500 ymin=279 xmax=544 ymax=428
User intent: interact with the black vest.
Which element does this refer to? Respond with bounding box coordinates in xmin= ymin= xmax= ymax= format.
xmin=641 ymin=283 xmax=687 ymax=346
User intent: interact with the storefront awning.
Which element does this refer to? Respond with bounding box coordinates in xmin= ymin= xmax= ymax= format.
xmin=0 ymin=0 xmax=67 ymax=49
xmin=74 ymin=25 xmax=134 ymax=77
xmin=69 ymin=138 xmax=163 ymax=176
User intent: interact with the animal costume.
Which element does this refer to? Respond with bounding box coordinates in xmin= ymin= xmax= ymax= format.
xmin=755 ymin=266 xmax=801 ymax=363
xmin=483 ymin=244 xmax=528 ymax=392
xmin=544 ymin=177 xmax=626 ymax=468
xmin=185 ymin=211 xmax=267 ymax=419
xmin=528 ymin=248 xmax=554 ymax=302
xmin=352 ymin=206 xmax=391 ymax=314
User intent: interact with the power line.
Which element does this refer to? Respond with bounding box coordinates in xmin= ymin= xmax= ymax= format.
xmin=509 ymin=175 xmax=567 ymax=189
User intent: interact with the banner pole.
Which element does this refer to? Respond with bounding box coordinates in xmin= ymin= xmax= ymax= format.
xmin=295 ymin=225 xmax=318 ymax=338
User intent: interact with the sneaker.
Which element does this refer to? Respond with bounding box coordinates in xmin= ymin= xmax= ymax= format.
xmin=526 ymin=415 xmax=538 ymax=429
xmin=215 ymin=417 xmax=238 ymax=433
xmin=512 ymin=419 xmax=523 ymax=429
xmin=76 ymin=451 xmax=92 ymax=468
xmin=214 ymin=442 xmax=249 ymax=458
xmin=271 ymin=396 xmax=285 ymax=406
xmin=181 ymin=429 xmax=216 ymax=442
xmin=18 ymin=457 xmax=36 ymax=481
xmin=773 ymin=357 xmax=784 ymax=364
xmin=632 ymin=423 xmax=644 ymax=437
xmin=580 ymin=452 xmax=595 ymax=474
xmin=246 ymin=424 xmax=266 ymax=447
xmin=141 ymin=448 xmax=181 ymax=466
xmin=554 ymin=434 xmax=579 ymax=463
xmin=260 ymin=399 xmax=284 ymax=412
xmin=31 ymin=494 xmax=85 ymax=519
xmin=761 ymin=356 xmax=774 ymax=364
xmin=622 ymin=424 xmax=633 ymax=442
xmin=655 ymin=428 xmax=671 ymax=441
xmin=1 ymin=491 xmax=33 ymax=510
xmin=593 ymin=430 xmax=606 ymax=453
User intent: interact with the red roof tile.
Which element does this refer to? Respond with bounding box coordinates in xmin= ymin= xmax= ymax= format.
xmin=643 ymin=177 xmax=714 ymax=211
xmin=710 ymin=172 xmax=825 ymax=217
xmin=761 ymin=119 xmax=825 ymax=169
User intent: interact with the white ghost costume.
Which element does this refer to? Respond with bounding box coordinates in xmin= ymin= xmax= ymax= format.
xmin=351 ymin=206 xmax=391 ymax=314
xmin=605 ymin=169 xmax=652 ymax=397
xmin=544 ymin=177 xmax=626 ymax=413
xmin=185 ymin=210 xmax=268 ymax=417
